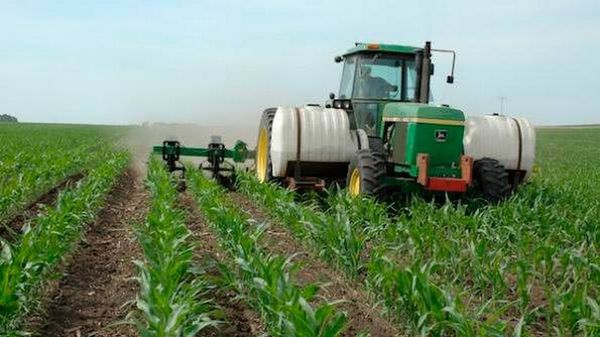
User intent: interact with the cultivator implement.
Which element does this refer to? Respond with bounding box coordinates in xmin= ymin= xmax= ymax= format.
xmin=152 ymin=136 xmax=250 ymax=190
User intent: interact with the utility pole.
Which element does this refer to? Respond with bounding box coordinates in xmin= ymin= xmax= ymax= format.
xmin=498 ymin=96 xmax=506 ymax=115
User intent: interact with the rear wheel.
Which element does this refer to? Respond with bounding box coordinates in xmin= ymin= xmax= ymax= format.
xmin=255 ymin=108 xmax=277 ymax=182
xmin=346 ymin=148 xmax=386 ymax=197
xmin=367 ymin=136 xmax=385 ymax=154
xmin=473 ymin=158 xmax=511 ymax=201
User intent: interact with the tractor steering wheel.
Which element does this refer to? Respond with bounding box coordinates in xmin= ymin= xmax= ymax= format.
xmin=387 ymin=85 xmax=399 ymax=99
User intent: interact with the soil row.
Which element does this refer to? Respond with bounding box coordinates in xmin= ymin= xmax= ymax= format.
xmin=1 ymin=173 xmax=86 ymax=242
xmin=178 ymin=193 xmax=265 ymax=337
xmin=20 ymin=166 xmax=402 ymax=336
xmin=226 ymin=192 xmax=403 ymax=337
xmin=33 ymin=169 xmax=146 ymax=337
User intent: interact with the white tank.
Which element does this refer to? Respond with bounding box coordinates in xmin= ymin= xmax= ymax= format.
xmin=270 ymin=106 xmax=358 ymax=177
xmin=463 ymin=115 xmax=536 ymax=181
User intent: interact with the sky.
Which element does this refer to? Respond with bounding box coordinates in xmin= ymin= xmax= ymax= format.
xmin=0 ymin=0 xmax=599 ymax=126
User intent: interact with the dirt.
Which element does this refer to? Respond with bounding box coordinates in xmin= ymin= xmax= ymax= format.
xmin=227 ymin=192 xmax=404 ymax=337
xmin=1 ymin=173 xmax=86 ymax=242
xmin=178 ymin=193 xmax=264 ymax=337
xmin=503 ymin=273 xmax=548 ymax=336
xmin=36 ymin=168 xmax=148 ymax=337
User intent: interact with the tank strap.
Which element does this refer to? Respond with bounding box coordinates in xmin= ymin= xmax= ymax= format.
xmin=512 ymin=118 xmax=523 ymax=171
xmin=355 ymin=129 xmax=370 ymax=150
xmin=294 ymin=107 xmax=302 ymax=179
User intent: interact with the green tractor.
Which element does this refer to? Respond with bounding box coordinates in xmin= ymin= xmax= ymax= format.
xmin=255 ymin=41 xmax=535 ymax=200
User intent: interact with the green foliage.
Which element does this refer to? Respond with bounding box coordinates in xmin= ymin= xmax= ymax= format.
xmin=187 ymin=168 xmax=348 ymax=337
xmin=238 ymin=127 xmax=600 ymax=336
xmin=238 ymin=173 xmax=474 ymax=335
xmin=0 ymin=123 xmax=130 ymax=225
xmin=132 ymin=157 xmax=219 ymax=337
xmin=0 ymin=151 xmax=129 ymax=334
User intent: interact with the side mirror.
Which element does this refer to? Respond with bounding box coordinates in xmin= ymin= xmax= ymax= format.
xmin=329 ymin=92 xmax=335 ymax=99
xmin=446 ymin=75 xmax=454 ymax=84
xmin=334 ymin=55 xmax=343 ymax=63
xmin=429 ymin=63 xmax=435 ymax=76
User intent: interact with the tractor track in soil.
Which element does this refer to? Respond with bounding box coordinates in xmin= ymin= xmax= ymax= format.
xmin=227 ymin=191 xmax=404 ymax=337
xmin=1 ymin=173 xmax=86 ymax=242
xmin=178 ymin=193 xmax=264 ymax=337
xmin=35 ymin=168 xmax=147 ymax=337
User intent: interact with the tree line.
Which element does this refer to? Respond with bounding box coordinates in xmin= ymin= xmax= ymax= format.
xmin=0 ymin=114 xmax=18 ymax=122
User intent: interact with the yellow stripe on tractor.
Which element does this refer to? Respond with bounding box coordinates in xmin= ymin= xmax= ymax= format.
xmin=382 ymin=117 xmax=465 ymax=126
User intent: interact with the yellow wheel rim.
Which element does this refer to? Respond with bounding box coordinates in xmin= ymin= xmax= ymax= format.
xmin=256 ymin=128 xmax=269 ymax=182
xmin=349 ymin=168 xmax=361 ymax=196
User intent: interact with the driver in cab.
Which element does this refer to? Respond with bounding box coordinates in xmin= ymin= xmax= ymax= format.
xmin=355 ymin=65 xmax=397 ymax=99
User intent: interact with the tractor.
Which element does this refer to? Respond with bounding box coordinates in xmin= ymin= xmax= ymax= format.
xmin=254 ymin=41 xmax=535 ymax=201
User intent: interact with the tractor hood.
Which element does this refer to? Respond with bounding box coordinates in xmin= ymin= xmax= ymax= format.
xmin=382 ymin=103 xmax=465 ymax=125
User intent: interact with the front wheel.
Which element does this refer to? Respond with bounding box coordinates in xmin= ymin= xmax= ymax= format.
xmin=346 ymin=148 xmax=386 ymax=197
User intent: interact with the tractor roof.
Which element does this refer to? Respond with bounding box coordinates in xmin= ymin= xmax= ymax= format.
xmin=343 ymin=43 xmax=422 ymax=57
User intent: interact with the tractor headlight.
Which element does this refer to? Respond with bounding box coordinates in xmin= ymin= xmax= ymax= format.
xmin=332 ymin=99 xmax=352 ymax=110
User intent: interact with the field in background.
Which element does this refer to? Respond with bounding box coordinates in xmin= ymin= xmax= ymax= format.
xmin=0 ymin=122 xmax=598 ymax=336
xmin=0 ymin=123 xmax=131 ymax=225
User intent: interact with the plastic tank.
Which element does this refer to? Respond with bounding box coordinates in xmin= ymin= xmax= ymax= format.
xmin=463 ymin=115 xmax=536 ymax=180
xmin=270 ymin=106 xmax=358 ymax=177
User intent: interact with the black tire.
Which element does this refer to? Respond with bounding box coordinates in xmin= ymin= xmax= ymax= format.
xmin=473 ymin=158 xmax=511 ymax=202
xmin=346 ymin=148 xmax=386 ymax=197
xmin=367 ymin=136 xmax=385 ymax=154
xmin=255 ymin=108 xmax=277 ymax=182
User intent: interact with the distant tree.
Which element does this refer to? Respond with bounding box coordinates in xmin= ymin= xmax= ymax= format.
xmin=0 ymin=114 xmax=18 ymax=122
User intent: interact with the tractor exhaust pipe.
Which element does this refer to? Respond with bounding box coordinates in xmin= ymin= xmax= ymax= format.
xmin=418 ymin=41 xmax=432 ymax=104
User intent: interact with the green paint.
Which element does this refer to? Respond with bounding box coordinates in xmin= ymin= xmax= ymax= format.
xmin=404 ymin=122 xmax=463 ymax=174
xmin=152 ymin=140 xmax=249 ymax=163
xmin=382 ymin=103 xmax=465 ymax=121
xmin=231 ymin=140 xmax=250 ymax=162
xmin=344 ymin=43 xmax=421 ymax=57
xmin=384 ymin=103 xmax=465 ymax=179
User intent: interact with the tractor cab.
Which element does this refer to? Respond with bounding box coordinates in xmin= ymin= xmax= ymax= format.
xmin=329 ymin=42 xmax=447 ymax=136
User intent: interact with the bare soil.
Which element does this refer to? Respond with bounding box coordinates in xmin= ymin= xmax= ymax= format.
xmin=178 ymin=193 xmax=264 ymax=337
xmin=37 ymin=168 xmax=148 ymax=337
xmin=227 ymin=192 xmax=404 ymax=337
xmin=1 ymin=173 xmax=85 ymax=242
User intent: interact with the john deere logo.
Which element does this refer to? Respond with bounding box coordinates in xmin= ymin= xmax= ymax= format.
xmin=435 ymin=130 xmax=448 ymax=142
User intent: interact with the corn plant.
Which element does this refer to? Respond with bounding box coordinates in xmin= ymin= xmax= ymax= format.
xmin=237 ymin=173 xmax=481 ymax=336
xmin=131 ymin=157 xmax=219 ymax=337
xmin=0 ymin=123 xmax=129 ymax=226
xmin=187 ymin=168 xmax=348 ymax=337
xmin=0 ymin=151 xmax=128 ymax=335
xmin=239 ymin=126 xmax=600 ymax=336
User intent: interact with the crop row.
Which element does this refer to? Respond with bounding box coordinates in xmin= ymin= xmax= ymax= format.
xmin=186 ymin=168 xmax=349 ymax=337
xmin=0 ymin=124 xmax=129 ymax=225
xmin=0 ymin=150 xmax=129 ymax=335
xmin=236 ymin=129 xmax=600 ymax=336
xmin=131 ymin=157 xmax=218 ymax=336
xmin=237 ymin=174 xmax=475 ymax=336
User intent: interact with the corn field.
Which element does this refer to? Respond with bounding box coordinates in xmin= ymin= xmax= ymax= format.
xmin=0 ymin=123 xmax=598 ymax=337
